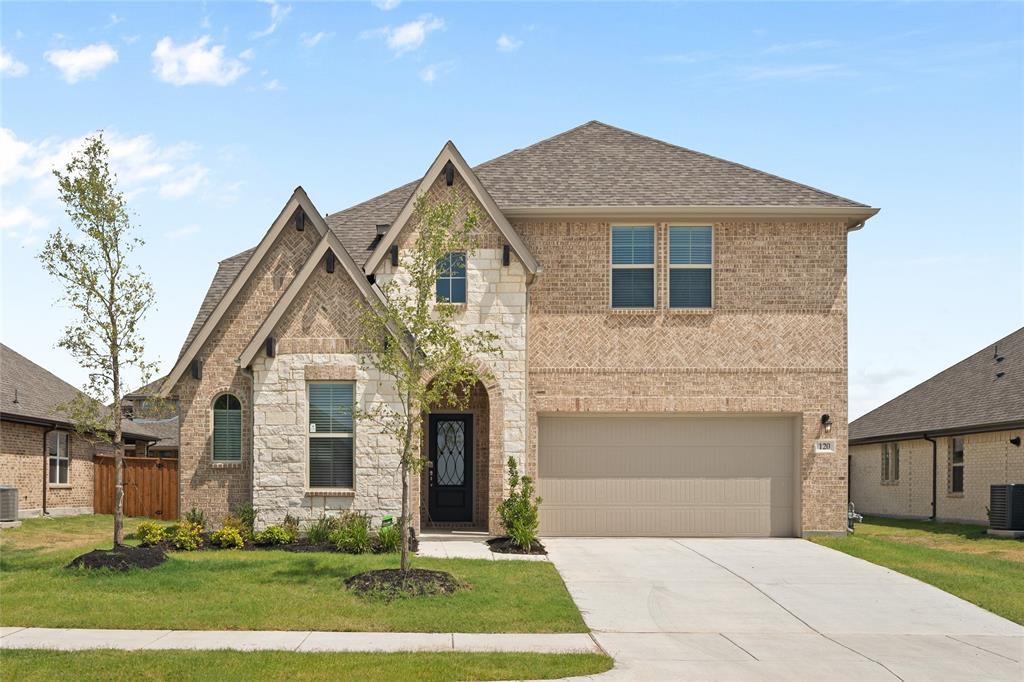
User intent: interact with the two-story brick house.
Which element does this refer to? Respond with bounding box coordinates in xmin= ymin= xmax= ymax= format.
xmin=159 ymin=122 xmax=877 ymax=537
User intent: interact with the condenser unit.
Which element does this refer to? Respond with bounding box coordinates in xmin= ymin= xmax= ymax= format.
xmin=989 ymin=484 xmax=1024 ymax=531
xmin=0 ymin=486 xmax=18 ymax=522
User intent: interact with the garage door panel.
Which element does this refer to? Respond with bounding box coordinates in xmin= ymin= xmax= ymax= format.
xmin=538 ymin=415 xmax=796 ymax=537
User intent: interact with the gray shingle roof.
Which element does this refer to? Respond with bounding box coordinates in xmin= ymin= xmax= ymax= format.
xmin=0 ymin=344 xmax=158 ymax=440
xmin=178 ymin=121 xmax=872 ymax=359
xmin=849 ymin=327 xmax=1024 ymax=443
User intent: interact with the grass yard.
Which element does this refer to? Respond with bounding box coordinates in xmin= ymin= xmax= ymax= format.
xmin=812 ymin=516 xmax=1024 ymax=624
xmin=0 ymin=650 xmax=613 ymax=682
xmin=0 ymin=515 xmax=586 ymax=633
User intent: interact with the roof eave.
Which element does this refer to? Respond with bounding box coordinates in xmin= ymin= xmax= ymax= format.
xmin=500 ymin=205 xmax=879 ymax=229
xmin=850 ymin=419 xmax=1024 ymax=445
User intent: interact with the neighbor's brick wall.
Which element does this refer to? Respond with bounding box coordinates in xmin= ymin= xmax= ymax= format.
xmin=850 ymin=429 xmax=1024 ymax=524
xmin=0 ymin=420 xmax=101 ymax=516
xmin=518 ymin=219 xmax=850 ymax=535
xmin=174 ymin=220 xmax=320 ymax=524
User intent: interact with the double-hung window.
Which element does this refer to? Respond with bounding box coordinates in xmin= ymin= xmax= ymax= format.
xmin=669 ymin=226 xmax=713 ymax=309
xmin=950 ymin=437 xmax=965 ymax=493
xmin=436 ymin=252 xmax=467 ymax=303
xmin=212 ymin=394 xmax=242 ymax=461
xmin=46 ymin=430 xmax=69 ymax=485
xmin=611 ymin=226 xmax=655 ymax=308
xmin=308 ymin=383 xmax=355 ymax=489
xmin=881 ymin=442 xmax=900 ymax=483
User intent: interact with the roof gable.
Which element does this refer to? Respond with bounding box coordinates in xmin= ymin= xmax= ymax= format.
xmin=850 ymin=327 xmax=1024 ymax=442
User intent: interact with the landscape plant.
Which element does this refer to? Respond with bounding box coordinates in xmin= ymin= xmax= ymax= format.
xmin=377 ymin=522 xmax=402 ymax=553
xmin=357 ymin=193 xmax=500 ymax=573
xmin=134 ymin=521 xmax=166 ymax=547
xmin=184 ymin=507 xmax=207 ymax=530
xmin=253 ymin=525 xmax=294 ymax=546
xmin=210 ymin=527 xmax=245 ymax=549
xmin=172 ymin=522 xmax=204 ymax=551
xmin=281 ymin=513 xmax=300 ymax=542
xmin=232 ymin=503 xmax=257 ymax=538
xmin=332 ymin=512 xmax=372 ymax=554
xmin=497 ymin=457 xmax=542 ymax=550
xmin=220 ymin=514 xmax=252 ymax=543
xmin=307 ymin=515 xmax=342 ymax=544
xmin=37 ymin=133 xmax=158 ymax=547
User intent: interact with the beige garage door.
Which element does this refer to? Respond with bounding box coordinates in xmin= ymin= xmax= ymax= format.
xmin=538 ymin=414 xmax=797 ymax=537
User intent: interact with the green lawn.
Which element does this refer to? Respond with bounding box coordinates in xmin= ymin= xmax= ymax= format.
xmin=0 ymin=515 xmax=586 ymax=633
xmin=812 ymin=516 xmax=1024 ymax=624
xmin=0 ymin=650 xmax=613 ymax=682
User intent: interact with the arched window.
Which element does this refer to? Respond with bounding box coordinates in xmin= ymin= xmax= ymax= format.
xmin=212 ymin=394 xmax=242 ymax=461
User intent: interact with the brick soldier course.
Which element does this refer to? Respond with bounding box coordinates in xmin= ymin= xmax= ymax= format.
xmin=159 ymin=121 xmax=879 ymax=536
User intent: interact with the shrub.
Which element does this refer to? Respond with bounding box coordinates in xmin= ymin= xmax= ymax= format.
xmin=331 ymin=512 xmax=372 ymax=554
xmin=307 ymin=515 xmax=342 ymax=545
xmin=254 ymin=525 xmax=294 ymax=546
xmin=232 ymin=503 xmax=257 ymax=537
xmin=135 ymin=521 xmax=167 ymax=546
xmin=281 ymin=513 xmax=300 ymax=543
xmin=496 ymin=457 xmax=542 ymax=550
xmin=377 ymin=522 xmax=401 ymax=553
xmin=184 ymin=507 xmax=207 ymax=530
xmin=221 ymin=514 xmax=253 ymax=543
xmin=172 ymin=521 xmax=204 ymax=551
xmin=210 ymin=526 xmax=245 ymax=549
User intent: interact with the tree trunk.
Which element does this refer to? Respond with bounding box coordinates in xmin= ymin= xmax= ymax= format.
xmin=112 ymin=363 xmax=124 ymax=547
xmin=400 ymin=459 xmax=411 ymax=572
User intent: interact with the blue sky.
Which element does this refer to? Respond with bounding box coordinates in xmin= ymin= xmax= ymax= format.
xmin=1 ymin=1 xmax=1021 ymax=418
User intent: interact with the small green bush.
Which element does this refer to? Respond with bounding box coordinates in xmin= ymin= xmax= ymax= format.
xmin=210 ymin=526 xmax=245 ymax=549
xmin=135 ymin=521 xmax=167 ymax=546
xmin=254 ymin=525 xmax=294 ymax=546
xmin=281 ymin=513 xmax=300 ymax=542
xmin=497 ymin=457 xmax=542 ymax=550
xmin=232 ymin=503 xmax=257 ymax=536
xmin=184 ymin=507 xmax=207 ymax=530
xmin=377 ymin=523 xmax=401 ymax=553
xmin=331 ymin=512 xmax=372 ymax=554
xmin=307 ymin=515 xmax=342 ymax=545
xmin=172 ymin=521 xmax=204 ymax=551
xmin=221 ymin=514 xmax=253 ymax=543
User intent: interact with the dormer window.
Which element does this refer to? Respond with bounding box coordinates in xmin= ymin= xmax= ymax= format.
xmin=436 ymin=252 xmax=467 ymax=303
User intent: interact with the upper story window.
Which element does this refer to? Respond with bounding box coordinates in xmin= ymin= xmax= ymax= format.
xmin=950 ymin=437 xmax=965 ymax=493
xmin=212 ymin=394 xmax=242 ymax=461
xmin=308 ymin=382 xmax=355 ymax=489
xmin=46 ymin=430 xmax=70 ymax=485
xmin=669 ymin=226 xmax=713 ymax=309
xmin=881 ymin=442 xmax=900 ymax=484
xmin=436 ymin=252 xmax=467 ymax=304
xmin=611 ymin=226 xmax=655 ymax=309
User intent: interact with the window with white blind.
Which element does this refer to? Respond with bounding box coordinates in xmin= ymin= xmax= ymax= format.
xmin=950 ymin=437 xmax=965 ymax=493
xmin=611 ymin=226 xmax=655 ymax=308
xmin=669 ymin=226 xmax=713 ymax=309
xmin=212 ymin=394 xmax=242 ymax=461
xmin=46 ymin=430 xmax=70 ymax=485
xmin=308 ymin=383 xmax=354 ymax=489
xmin=881 ymin=442 xmax=900 ymax=483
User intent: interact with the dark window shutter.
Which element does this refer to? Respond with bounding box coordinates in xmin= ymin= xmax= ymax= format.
xmin=213 ymin=398 xmax=242 ymax=461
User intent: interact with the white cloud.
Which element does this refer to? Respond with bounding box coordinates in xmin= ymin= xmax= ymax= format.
xmin=122 ymin=35 xmax=140 ymax=45
xmin=496 ymin=34 xmax=522 ymax=53
xmin=159 ymin=163 xmax=210 ymax=199
xmin=301 ymin=31 xmax=333 ymax=47
xmin=263 ymin=78 xmax=284 ymax=91
xmin=152 ymin=36 xmax=248 ymax=86
xmin=164 ymin=224 xmax=200 ymax=239
xmin=251 ymin=0 xmax=292 ymax=39
xmin=764 ymin=40 xmax=839 ymax=54
xmin=741 ymin=63 xmax=849 ymax=80
xmin=45 ymin=43 xmax=118 ymax=83
xmin=0 ymin=46 xmax=29 ymax=77
xmin=364 ymin=15 xmax=444 ymax=56
xmin=239 ymin=48 xmax=255 ymax=60
xmin=0 ymin=205 xmax=47 ymax=231
xmin=419 ymin=61 xmax=453 ymax=84
xmin=372 ymin=0 xmax=400 ymax=10
xmin=106 ymin=14 xmax=124 ymax=28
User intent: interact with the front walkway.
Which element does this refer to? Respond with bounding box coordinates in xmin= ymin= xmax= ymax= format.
xmin=0 ymin=627 xmax=598 ymax=654
xmin=417 ymin=530 xmax=548 ymax=561
xmin=546 ymin=537 xmax=1024 ymax=681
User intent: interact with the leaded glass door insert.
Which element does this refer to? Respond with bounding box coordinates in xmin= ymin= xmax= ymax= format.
xmin=428 ymin=414 xmax=473 ymax=522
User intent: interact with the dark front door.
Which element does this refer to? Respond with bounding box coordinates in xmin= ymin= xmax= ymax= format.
xmin=428 ymin=414 xmax=473 ymax=522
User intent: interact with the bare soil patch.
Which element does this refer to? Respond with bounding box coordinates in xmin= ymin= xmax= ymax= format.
xmin=67 ymin=545 xmax=167 ymax=571
xmin=345 ymin=568 xmax=463 ymax=601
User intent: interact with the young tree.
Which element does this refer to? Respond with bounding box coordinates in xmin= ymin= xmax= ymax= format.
xmin=358 ymin=193 xmax=500 ymax=573
xmin=38 ymin=133 xmax=157 ymax=547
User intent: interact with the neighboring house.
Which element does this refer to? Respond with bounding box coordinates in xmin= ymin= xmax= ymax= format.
xmin=849 ymin=327 xmax=1024 ymax=525
xmin=159 ymin=121 xmax=878 ymax=537
xmin=0 ymin=343 xmax=158 ymax=518
xmin=122 ymin=377 xmax=179 ymax=459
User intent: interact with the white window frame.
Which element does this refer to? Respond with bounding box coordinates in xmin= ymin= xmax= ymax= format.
xmin=881 ymin=442 xmax=900 ymax=484
xmin=46 ymin=430 xmax=70 ymax=486
xmin=306 ymin=381 xmax=356 ymax=492
xmin=609 ymin=224 xmax=656 ymax=310
xmin=668 ymin=224 xmax=714 ymax=310
xmin=949 ymin=437 xmax=965 ymax=494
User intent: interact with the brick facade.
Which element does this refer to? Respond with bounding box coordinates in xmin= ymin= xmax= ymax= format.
xmin=850 ymin=429 xmax=1024 ymax=524
xmin=0 ymin=420 xmax=113 ymax=517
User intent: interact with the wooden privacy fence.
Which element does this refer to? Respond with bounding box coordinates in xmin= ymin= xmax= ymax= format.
xmin=94 ymin=455 xmax=179 ymax=520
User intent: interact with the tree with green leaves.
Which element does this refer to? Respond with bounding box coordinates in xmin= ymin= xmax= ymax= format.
xmin=358 ymin=193 xmax=500 ymax=573
xmin=38 ymin=133 xmax=157 ymax=547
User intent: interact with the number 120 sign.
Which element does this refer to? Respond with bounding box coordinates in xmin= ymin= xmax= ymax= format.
xmin=815 ymin=439 xmax=837 ymax=454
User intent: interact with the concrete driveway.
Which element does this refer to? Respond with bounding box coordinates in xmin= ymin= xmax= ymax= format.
xmin=546 ymin=538 xmax=1024 ymax=681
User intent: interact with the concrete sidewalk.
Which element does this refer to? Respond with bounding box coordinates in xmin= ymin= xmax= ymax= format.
xmin=417 ymin=531 xmax=549 ymax=561
xmin=0 ymin=627 xmax=600 ymax=654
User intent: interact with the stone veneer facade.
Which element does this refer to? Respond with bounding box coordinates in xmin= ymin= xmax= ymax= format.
xmin=172 ymin=166 xmax=851 ymax=535
xmin=850 ymin=429 xmax=1024 ymax=524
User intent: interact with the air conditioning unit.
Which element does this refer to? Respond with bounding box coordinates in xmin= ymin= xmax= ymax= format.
xmin=989 ymin=484 xmax=1024 ymax=531
xmin=0 ymin=486 xmax=18 ymax=522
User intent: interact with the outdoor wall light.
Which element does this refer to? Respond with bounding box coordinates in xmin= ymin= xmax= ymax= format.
xmin=821 ymin=414 xmax=833 ymax=434
xmin=1011 ymin=436 xmax=1021 ymax=447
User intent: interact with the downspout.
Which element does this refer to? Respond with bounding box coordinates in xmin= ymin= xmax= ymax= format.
xmin=41 ymin=428 xmax=49 ymax=516
xmin=923 ymin=434 xmax=937 ymax=521
xmin=242 ymin=366 xmax=256 ymax=508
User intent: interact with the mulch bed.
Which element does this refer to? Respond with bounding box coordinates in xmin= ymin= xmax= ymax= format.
xmin=67 ymin=545 xmax=167 ymax=571
xmin=345 ymin=568 xmax=463 ymax=601
xmin=487 ymin=536 xmax=547 ymax=555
